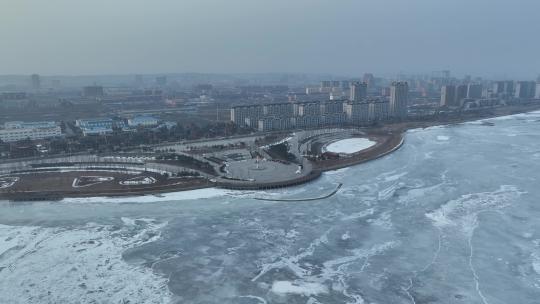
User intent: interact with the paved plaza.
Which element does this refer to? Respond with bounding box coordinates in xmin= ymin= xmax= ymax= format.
xmin=225 ymin=159 xmax=304 ymax=183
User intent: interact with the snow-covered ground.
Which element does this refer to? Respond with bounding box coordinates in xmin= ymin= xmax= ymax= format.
xmin=59 ymin=187 xmax=231 ymax=204
xmin=72 ymin=176 xmax=115 ymax=188
xmin=325 ymin=138 xmax=376 ymax=154
xmin=0 ymin=177 xmax=19 ymax=189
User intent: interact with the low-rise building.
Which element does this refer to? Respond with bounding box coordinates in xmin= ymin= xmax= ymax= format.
xmin=127 ymin=116 xmax=159 ymax=128
xmin=76 ymin=118 xmax=126 ymax=136
xmin=463 ymin=98 xmax=504 ymax=110
xmin=0 ymin=121 xmax=62 ymax=143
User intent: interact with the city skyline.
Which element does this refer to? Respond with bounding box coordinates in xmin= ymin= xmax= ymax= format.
xmin=1 ymin=0 xmax=540 ymax=78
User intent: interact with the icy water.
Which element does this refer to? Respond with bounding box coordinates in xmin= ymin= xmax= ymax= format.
xmin=2 ymin=112 xmax=540 ymax=304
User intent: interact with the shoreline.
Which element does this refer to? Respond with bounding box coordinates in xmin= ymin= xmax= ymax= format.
xmin=2 ymin=104 xmax=540 ymax=201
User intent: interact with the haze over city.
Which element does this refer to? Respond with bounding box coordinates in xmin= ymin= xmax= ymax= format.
xmin=2 ymin=0 xmax=540 ymax=78
xmin=3 ymin=1 xmax=540 ymax=304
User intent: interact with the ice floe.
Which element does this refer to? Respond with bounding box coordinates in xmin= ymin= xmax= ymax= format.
xmin=436 ymin=135 xmax=450 ymax=141
xmin=271 ymin=281 xmax=328 ymax=296
xmin=426 ymin=185 xmax=524 ymax=233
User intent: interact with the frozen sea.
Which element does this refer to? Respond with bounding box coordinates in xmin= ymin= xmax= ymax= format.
xmin=2 ymin=112 xmax=540 ymax=304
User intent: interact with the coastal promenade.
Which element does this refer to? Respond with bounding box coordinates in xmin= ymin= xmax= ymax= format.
xmin=2 ymin=104 xmax=540 ymax=201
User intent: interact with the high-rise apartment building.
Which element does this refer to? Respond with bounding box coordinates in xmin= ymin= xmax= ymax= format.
xmin=440 ymin=84 xmax=468 ymax=107
xmin=493 ymin=81 xmax=505 ymax=95
xmin=467 ymin=84 xmax=483 ymax=99
xmin=30 ymin=74 xmax=40 ymax=91
xmin=349 ymin=82 xmax=367 ymax=102
xmin=156 ymin=76 xmax=167 ymax=86
xmin=369 ymin=100 xmax=390 ymax=121
xmin=363 ymin=73 xmax=375 ymax=86
xmin=456 ymin=85 xmax=468 ymax=106
xmin=389 ymin=82 xmax=409 ymax=118
xmin=134 ymin=75 xmax=143 ymax=87
xmin=440 ymin=85 xmax=456 ymax=107
xmin=442 ymin=70 xmax=451 ymax=79
xmin=83 ymin=86 xmax=104 ymax=98
xmin=515 ymin=81 xmax=536 ymax=99
xmin=231 ymin=105 xmax=263 ymax=128
xmin=321 ymin=81 xmax=332 ymax=88
xmin=504 ymin=81 xmax=514 ymax=95
xmin=340 ymin=81 xmax=350 ymax=89
xmin=345 ymin=102 xmax=370 ymax=125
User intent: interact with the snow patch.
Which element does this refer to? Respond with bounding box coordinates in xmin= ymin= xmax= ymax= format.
xmin=0 ymin=177 xmax=19 ymax=189
xmin=325 ymin=138 xmax=376 ymax=154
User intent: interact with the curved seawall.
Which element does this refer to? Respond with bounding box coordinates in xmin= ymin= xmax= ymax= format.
xmin=252 ymin=183 xmax=343 ymax=202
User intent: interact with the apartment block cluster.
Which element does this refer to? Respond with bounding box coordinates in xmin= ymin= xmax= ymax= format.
xmin=231 ymin=82 xmax=409 ymax=132
xmin=0 ymin=121 xmax=63 ymax=143
xmin=440 ymin=80 xmax=540 ymax=108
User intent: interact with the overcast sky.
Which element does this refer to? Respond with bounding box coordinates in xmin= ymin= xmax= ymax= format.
xmin=1 ymin=0 xmax=539 ymax=78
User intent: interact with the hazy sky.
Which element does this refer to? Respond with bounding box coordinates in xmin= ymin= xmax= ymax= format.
xmin=1 ymin=0 xmax=539 ymax=78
